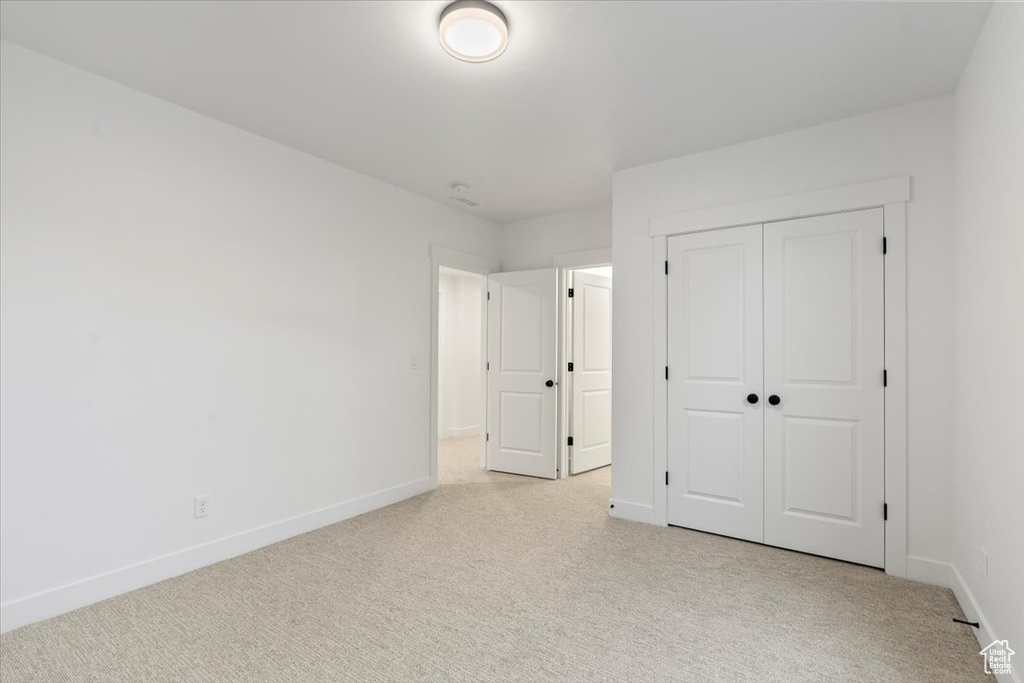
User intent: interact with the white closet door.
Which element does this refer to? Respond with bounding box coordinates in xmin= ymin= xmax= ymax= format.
xmin=487 ymin=269 xmax=558 ymax=479
xmin=763 ymin=208 xmax=885 ymax=567
xmin=570 ymin=271 xmax=612 ymax=474
xmin=667 ymin=225 xmax=764 ymax=543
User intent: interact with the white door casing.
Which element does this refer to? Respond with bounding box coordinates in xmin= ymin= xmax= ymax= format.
xmin=570 ymin=272 xmax=612 ymax=474
xmin=762 ymin=208 xmax=886 ymax=567
xmin=666 ymin=225 xmax=765 ymax=543
xmin=487 ymin=269 xmax=559 ymax=479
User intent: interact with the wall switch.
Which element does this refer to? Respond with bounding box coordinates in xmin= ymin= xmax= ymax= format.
xmin=194 ymin=495 xmax=210 ymax=518
xmin=411 ymin=355 xmax=420 ymax=369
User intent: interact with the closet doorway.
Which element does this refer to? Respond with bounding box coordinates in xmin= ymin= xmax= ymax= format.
xmin=665 ymin=207 xmax=886 ymax=568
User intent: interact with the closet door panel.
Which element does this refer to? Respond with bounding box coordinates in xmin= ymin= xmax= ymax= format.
xmin=763 ymin=208 xmax=885 ymax=568
xmin=667 ymin=225 xmax=764 ymax=543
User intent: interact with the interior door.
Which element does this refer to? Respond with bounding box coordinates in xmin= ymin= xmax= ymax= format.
xmin=666 ymin=225 xmax=764 ymax=543
xmin=570 ymin=271 xmax=612 ymax=474
xmin=487 ymin=269 xmax=558 ymax=479
xmin=763 ymin=208 xmax=885 ymax=567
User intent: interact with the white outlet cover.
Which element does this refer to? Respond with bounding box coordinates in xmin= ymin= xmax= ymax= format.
xmin=194 ymin=495 xmax=210 ymax=518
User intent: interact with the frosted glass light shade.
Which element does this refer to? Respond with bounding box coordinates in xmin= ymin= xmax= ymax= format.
xmin=439 ymin=1 xmax=508 ymax=63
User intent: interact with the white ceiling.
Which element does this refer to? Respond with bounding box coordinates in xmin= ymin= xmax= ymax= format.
xmin=0 ymin=1 xmax=990 ymax=223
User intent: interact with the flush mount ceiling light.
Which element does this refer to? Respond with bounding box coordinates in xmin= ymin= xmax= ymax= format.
xmin=439 ymin=0 xmax=508 ymax=63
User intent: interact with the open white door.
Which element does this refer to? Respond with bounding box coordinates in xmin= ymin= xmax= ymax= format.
xmin=763 ymin=208 xmax=885 ymax=568
xmin=569 ymin=272 xmax=612 ymax=474
xmin=487 ymin=269 xmax=558 ymax=479
xmin=666 ymin=225 xmax=765 ymax=543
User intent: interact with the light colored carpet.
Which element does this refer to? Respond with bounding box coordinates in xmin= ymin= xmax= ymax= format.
xmin=0 ymin=436 xmax=986 ymax=682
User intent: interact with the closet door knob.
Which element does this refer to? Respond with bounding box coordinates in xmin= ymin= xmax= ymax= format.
xmin=768 ymin=394 xmax=781 ymax=406
xmin=545 ymin=380 xmax=554 ymax=387
xmin=746 ymin=393 xmax=759 ymax=404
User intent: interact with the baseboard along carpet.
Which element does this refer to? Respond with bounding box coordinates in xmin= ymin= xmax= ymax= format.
xmin=0 ymin=436 xmax=987 ymax=682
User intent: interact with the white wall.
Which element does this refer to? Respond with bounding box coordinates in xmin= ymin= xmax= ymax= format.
xmin=951 ymin=4 xmax=1023 ymax=678
xmin=0 ymin=41 xmax=500 ymax=631
xmin=612 ymin=97 xmax=956 ymax=570
xmin=438 ymin=270 xmax=484 ymax=438
xmin=500 ymin=204 xmax=611 ymax=271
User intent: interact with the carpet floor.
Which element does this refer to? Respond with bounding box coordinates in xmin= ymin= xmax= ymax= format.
xmin=0 ymin=436 xmax=987 ymax=682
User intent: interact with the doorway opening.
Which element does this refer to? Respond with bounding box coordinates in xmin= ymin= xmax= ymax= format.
xmin=436 ymin=266 xmax=487 ymax=484
xmin=562 ymin=264 xmax=613 ymax=477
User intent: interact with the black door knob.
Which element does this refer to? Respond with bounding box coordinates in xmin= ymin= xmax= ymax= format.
xmin=545 ymin=380 xmax=554 ymax=387
xmin=746 ymin=393 xmax=759 ymax=404
xmin=768 ymin=394 xmax=781 ymax=406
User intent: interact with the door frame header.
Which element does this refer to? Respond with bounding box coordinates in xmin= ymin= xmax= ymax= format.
xmin=648 ymin=176 xmax=909 ymax=237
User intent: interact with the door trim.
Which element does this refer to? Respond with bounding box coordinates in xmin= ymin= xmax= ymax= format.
xmin=649 ymin=176 xmax=910 ymax=237
xmin=651 ymin=181 xmax=908 ymax=579
xmin=430 ymin=245 xmax=499 ymax=488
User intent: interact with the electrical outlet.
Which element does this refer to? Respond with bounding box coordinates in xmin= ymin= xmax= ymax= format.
xmin=981 ymin=548 xmax=989 ymax=580
xmin=194 ymin=495 xmax=210 ymax=518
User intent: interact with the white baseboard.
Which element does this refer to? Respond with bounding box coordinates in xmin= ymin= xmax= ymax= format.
xmin=905 ymin=556 xmax=953 ymax=587
xmin=949 ymin=563 xmax=1021 ymax=683
xmin=0 ymin=476 xmax=434 ymax=634
xmin=608 ymin=499 xmax=656 ymax=524
xmin=442 ymin=426 xmax=481 ymax=438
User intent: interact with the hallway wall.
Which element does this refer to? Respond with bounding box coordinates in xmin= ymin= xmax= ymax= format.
xmin=438 ymin=271 xmax=484 ymax=438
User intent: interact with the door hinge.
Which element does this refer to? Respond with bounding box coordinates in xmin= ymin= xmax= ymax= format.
xmin=883 ymin=237 xmax=887 ymax=255
xmin=883 ymin=502 xmax=888 ymax=521
xmin=665 ymin=366 xmax=669 ymax=380
xmin=567 ymin=362 xmax=574 ymax=372
xmin=883 ymin=369 xmax=888 ymax=387
xmin=665 ymin=471 xmax=669 ymax=486
xmin=664 ymin=260 xmax=669 ymax=275
xmin=568 ymin=288 xmax=574 ymax=298
xmin=486 ymin=432 xmax=490 ymax=442
xmin=486 ymin=361 xmax=490 ymax=371
xmin=567 ymin=436 xmax=574 ymax=447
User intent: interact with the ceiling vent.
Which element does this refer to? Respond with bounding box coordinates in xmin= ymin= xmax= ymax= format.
xmin=450 ymin=195 xmax=480 ymax=208
xmin=449 ymin=183 xmax=479 ymax=208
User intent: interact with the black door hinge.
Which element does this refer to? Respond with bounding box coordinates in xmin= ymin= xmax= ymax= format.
xmin=883 ymin=237 xmax=887 ymax=255
xmin=486 ymin=361 xmax=490 ymax=371
xmin=568 ymin=288 xmax=574 ymax=298
xmin=567 ymin=362 xmax=574 ymax=372
xmin=665 ymin=471 xmax=669 ymax=486
xmin=664 ymin=260 xmax=669 ymax=275
xmin=567 ymin=436 xmax=574 ymax=447
xmin=487 ymin=291 xmax=491 ymax=300
xmin=665 ymin=366 xmax=669 ymax=380
xmin=884 ymin=369 xmax=888 ymax=387
xmin=883 ymin=502 xmax=888 ymax=521
xmin=486 ymin=432 xmax=490 ymax=441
